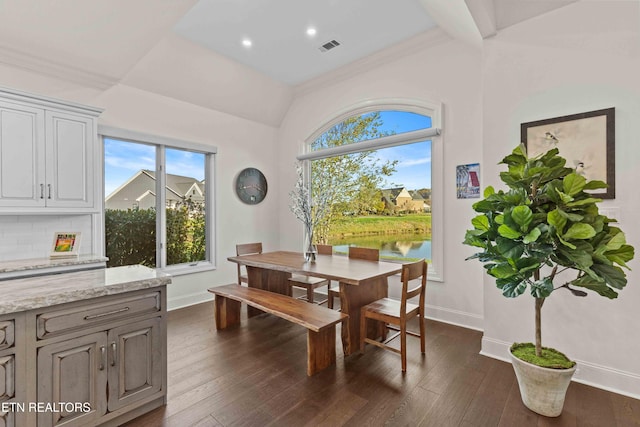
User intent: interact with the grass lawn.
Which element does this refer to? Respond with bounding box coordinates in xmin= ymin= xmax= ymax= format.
xmin=328 ymin=213 xmax=431 ymax=238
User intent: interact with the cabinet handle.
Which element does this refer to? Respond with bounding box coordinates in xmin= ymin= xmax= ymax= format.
xmin=47 ymin=184 xmax=52 ymax=199
xmin=110 ymin=342 xmax=117 ymax=366
xmin=99 ymin=346 xmax=106 ymax=371
xmin=40 ymin=184 xmax=44 ymax=199
xmin=84 ymin=307 xmax=130 ymax=320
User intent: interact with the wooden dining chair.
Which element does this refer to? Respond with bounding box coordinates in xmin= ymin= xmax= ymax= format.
xmin=327 ymin=246 xmax=379 ymax=310
xmin=288 ymin=244 xmax=333 ymax=304
xmin=236 ymin=242 xmax=263 ymax=285
xmin=359 ymin=259 xmax=427 ymax=372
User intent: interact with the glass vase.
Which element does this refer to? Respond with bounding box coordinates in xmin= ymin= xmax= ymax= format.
xmin=304 ymin=226 xmax=317 ymax=262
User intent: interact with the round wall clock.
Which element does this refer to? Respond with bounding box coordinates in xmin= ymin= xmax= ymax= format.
xmin=235 ymin=167 xmax=268 ymax=205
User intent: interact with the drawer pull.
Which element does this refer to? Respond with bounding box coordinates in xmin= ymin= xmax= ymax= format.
xmin=47 ymin=183 xmax=52 ymax=199
xmin=84 ymin=307 xmax=130 ymax=320
xmin=110 ymin=342 xmax=117 ymax=366
xmin=99 ymin=346 xmax=106 ymax=371
xmin=40 ymin=183 xmax=45 ymax=199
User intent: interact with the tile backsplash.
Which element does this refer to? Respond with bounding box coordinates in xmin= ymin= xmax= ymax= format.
xmin=0 ymin=215 xmax=94 ymax=261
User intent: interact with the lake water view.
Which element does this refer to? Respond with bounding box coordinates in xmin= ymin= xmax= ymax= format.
xmin=328 ymin=233 xmax=431 ymax=261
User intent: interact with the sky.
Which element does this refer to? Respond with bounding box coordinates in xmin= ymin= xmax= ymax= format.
xmin=372 ymin=111 xmax=432 ymax=190
xmin=104 ymin=110 xmax=432 ymax=197
xmin=104 ymin=139 xmax=204 ymax=197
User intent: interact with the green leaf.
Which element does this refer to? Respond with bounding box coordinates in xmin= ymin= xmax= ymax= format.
xmin=556 ymin=209 xmax=584 ymax=222
xmin=572 ymin=275 xmax=618 ymax=299
xmin=501 ymin=280 xmax=528 ymax=298
xmin=471 ymin=215 xmax=491 ymax=232
xmin=605 ymin=231 xmax=626 ymax=251
xmin=547 ymin=209 xmax=567 ymax=234
xmin=554 ymin=189 xmax=574 ymax=204
xmin=495 ymin=214 xmax=505 ymax=225
xmin=563 ymin=173 xmax=586 ymax=196
xmin=557 ymin=246 xmax=593 ymax=270
xmin=563 ymin=223 xmax=596 ymax=240
xmin=530 ymin=277 xmax=554 ymax=298
xmin=515 ymin=257 xmax=541 ymax=274
xmin=583 ymin=180 xmax=608 ymax=190
xmin=483 ymin=186 xmax=495 ymax=198
xmin=498 ymin=224 xmax=522 ymax=239
xmin=557 ymin=234 xmax=577 ymax=249
xmin=523 ymin=227 xmax=542 ymax=244
xmin=511 ymin=205 xmax=533 ymax=231
xmin=496 ymin=237 xmax=524 ymax=260
xmin=490 ymin=263 xmax=518 ymax=279
xmin=565 ymin=197 xmax=602 ymax=207
xmin=591 ymin=264 xmax=628 ymax=290
xmin=605 ymin=245 xmax=635 ymax=269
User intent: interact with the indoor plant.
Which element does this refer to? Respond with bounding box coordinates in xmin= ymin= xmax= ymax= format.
xmin=463 ymin=144 xmax=634 ymax=416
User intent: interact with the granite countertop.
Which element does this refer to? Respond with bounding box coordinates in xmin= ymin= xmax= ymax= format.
xmin=0 ymin=265 xmax=171 ymax=315
xmin=0 ymin=255 xmax=109 ymax=274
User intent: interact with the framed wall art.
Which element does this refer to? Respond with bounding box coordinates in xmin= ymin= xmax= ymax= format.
xmin=50 ymin=232 xmax=81 ymax=258
xmin=456 ymin=163 xmax=481 ymax=199
xmin=521 ymin=107 xmax=615 ymax=199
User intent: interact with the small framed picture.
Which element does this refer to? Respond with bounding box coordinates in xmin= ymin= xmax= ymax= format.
xmin=50 ymin=232 xmax=81 ymax=258
xmin=457 ymin=163 xmax=481 ymax=199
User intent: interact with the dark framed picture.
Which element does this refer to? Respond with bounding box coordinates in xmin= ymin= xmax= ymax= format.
xmin=521 ymin=108 xmax=615 ymax=199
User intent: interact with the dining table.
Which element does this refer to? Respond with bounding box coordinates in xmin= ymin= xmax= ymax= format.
xmin=227 ymin=250 xmax=402 ymax=356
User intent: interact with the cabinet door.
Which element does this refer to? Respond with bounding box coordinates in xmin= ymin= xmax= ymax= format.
xmin=45 ymin=110 xmax=95 ymax=208
xmin=37 ymin=332 xmax=107 ymax=427
xmin=0 ymin=101 xmax=46 ymax=207
xmin=0 ymin=355 xmax=14 ymax=402
xmin=107 ymin=317 xmax=163 ymax=412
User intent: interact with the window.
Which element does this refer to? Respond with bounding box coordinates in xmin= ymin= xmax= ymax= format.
xmin=299 ymin=101 xmax=443 ymax=281
xmin=101 ymin=126 xmax=215 ymax=274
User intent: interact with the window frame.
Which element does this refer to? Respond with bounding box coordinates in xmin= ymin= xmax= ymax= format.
xmin=298 ymin=99 xmax=444 ymax=282
xmin=99 ymin=125 xmax=217 ymax=276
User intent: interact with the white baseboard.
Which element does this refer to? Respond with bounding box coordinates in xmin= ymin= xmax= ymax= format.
xmin=168 ymin=292 xmax=212 ymax=311
xmin=424 ymin=304 xmax=484 ymax=331
xmin=481 ymin=336 xmax=640 ymax=400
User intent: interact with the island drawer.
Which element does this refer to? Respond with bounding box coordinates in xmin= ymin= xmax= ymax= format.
xmin=0 ymin=321 xmax=13 ymax=351
xmin=36 ymin=291 xmax=161 ymax=339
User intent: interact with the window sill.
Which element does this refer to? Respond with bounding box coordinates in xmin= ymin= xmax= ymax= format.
xmin=160 ymin=261 xmax=216 ymax=277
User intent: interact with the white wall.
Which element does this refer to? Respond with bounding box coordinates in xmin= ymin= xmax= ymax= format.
xmin=481 ymin=1 xmax=640 ymax=397
xmin=0 ymin=65 xmax=282 ymax=310
xmin=277 ymin=35 xmax=486 ymax=330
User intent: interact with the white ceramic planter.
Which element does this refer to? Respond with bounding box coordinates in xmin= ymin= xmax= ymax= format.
xmin=509 ymin=351 xmax=577 ymax=417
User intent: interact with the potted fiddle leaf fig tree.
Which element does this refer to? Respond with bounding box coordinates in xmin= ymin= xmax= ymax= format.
xmin=463 ymin=144 xmax=634 ymax=417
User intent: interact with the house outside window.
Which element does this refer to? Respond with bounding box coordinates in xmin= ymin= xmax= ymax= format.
xmin=101 ymin=127 xmax=215 ymax=274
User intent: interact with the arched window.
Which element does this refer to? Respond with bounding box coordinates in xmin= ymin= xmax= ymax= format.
xmin=298 ymin=100 xmax=443 ymax=281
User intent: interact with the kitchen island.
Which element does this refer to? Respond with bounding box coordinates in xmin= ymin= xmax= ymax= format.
xmin=0 ymin=265 xmax=171 ymax=427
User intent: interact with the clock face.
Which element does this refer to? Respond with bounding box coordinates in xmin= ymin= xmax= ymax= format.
xmin=235 ymin=168 xmax=268 ymax=205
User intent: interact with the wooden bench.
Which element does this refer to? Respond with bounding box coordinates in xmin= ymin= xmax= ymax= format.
xmin=207 ymin=284 xmax=348 ymax=376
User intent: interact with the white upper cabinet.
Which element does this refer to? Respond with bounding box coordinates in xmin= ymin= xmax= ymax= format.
xmin=0 ymin=88 xmax=102 ymax=213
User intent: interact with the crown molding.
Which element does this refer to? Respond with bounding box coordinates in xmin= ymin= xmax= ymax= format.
xmin=0 ymin=44 xmax=119 ymax=90
xmin=293 ymin=27 xmax=451 ymax=97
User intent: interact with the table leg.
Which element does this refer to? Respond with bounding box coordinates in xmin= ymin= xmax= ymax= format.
xmin=340 ymin=277 xmax=388 ymax=356
xmin=246 ymin=266 xmax=292 ymax=317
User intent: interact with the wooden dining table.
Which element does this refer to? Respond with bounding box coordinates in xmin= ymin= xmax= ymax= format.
xmin=227 ymin=250 xmax=402 ymax=355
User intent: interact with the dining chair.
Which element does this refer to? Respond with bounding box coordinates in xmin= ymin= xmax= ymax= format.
xmin=288 ymin=244 xmax=333 ymax=304
xmin=236 ymin=242 xmax=263 ymax=285
xmin=327 ymin=246 xmax=379 ymax=310
xmin=359 ymin=259 xmax=427 ymax=372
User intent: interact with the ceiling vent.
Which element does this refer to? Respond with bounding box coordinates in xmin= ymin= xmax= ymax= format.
xmin=318 ymin=39 xmax=341 ymax=53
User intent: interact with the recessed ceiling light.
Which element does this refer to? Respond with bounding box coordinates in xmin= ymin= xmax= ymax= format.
xmin=242 ymin=38 xmax=252 ymax=48
xmin=306 ymin=27 xmax=317 ymax=37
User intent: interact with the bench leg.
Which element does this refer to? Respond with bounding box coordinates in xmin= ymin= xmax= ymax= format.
xmin=306 ymin=326 xmax=337 ymax=376
xmin=214 ymin=296 xmax=241 ymax=330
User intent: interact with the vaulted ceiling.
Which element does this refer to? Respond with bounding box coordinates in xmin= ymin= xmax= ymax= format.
xmin=0 ymin=0 xmax=577 ymax=126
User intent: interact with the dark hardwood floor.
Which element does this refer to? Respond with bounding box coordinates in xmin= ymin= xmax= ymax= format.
xmin=125 ymin=299 xmax=640 ymax=427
